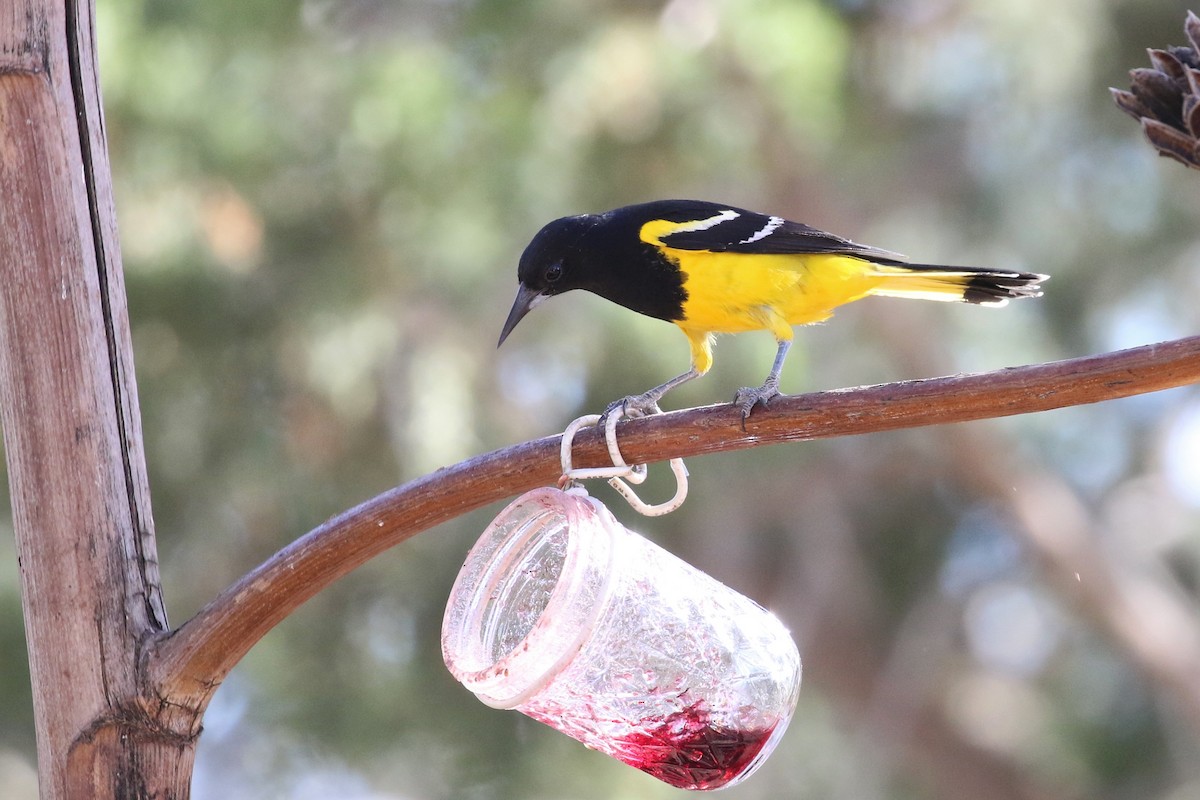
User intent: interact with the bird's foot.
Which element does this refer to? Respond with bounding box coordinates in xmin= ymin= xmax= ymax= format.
xmin=733 ymin=381 xmax=782 ymax=421
xmin=603 ymin=392 xmax=663 ymax=423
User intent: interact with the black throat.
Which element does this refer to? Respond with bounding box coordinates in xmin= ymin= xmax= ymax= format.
xmin=574 ymin=216 xmax=687 ymax=322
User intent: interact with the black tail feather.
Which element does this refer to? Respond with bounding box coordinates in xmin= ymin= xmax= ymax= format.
xmin=904 ymin=263 xmax=1048 ymax=305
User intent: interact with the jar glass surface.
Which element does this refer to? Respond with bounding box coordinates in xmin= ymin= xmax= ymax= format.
xmin=443 ymin=487 xmax=801 ymax=791
xmin=442 ymin=487 xmax=614 ymax=708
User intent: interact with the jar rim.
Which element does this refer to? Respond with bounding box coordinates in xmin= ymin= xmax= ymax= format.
xmin=442 ymin=487 xmax=616 ymax=708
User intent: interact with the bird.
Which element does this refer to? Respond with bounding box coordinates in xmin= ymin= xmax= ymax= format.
xmin=497 ymin=199 xmax=1047 ymax=420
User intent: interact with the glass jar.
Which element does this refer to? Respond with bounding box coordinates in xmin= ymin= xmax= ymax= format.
xmin=442 ymin=487 xmax=801 ymax=791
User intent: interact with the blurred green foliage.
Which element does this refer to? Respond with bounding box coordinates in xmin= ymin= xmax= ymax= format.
xmin=3 ymin=0 xmax=1200 ymax=797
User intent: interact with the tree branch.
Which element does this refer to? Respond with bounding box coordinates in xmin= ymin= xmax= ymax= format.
xmin=145 ymin=334 xmax=1200 ymax=729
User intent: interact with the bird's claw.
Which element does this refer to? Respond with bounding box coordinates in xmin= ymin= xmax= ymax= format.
xmin=602 ymin=393 xmax=663 ymax=425
xmin=733 ymin=382 xmax=782 ymax=421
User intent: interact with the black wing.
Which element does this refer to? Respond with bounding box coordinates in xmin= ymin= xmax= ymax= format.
xmin=632 ymin=199 xmax=909 ymax=264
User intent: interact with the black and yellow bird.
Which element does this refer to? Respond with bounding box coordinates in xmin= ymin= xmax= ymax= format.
xmin=498 ymin=199 xmax=1046 ymax=419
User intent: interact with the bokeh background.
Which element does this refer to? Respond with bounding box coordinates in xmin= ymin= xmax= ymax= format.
xmin=4 ymin=0 xmax=1200 ymax=797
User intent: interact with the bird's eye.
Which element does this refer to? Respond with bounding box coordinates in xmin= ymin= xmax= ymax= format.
xmin=544 ymin=262 xmax=563 ymax=283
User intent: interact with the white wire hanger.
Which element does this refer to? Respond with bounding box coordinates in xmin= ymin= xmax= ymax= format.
xmin=558 ymin=410 xmax=688 ymax=517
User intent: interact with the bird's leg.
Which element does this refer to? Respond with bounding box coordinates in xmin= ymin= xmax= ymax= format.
xmin=734 ymin=338 xmax=792 ymax=419
xmin=605 ymin=367 xmax=702 ymax=419
xmin=603 ymin=329 xmax=712 ymax=419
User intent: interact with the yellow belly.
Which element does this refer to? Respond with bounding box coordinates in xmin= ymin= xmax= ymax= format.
xmin=670 ymin=249 xmax=882 ymax=335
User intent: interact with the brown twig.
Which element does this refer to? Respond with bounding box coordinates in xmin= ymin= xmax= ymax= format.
xmin=144 ymin=334 xmax=1200 ymax=732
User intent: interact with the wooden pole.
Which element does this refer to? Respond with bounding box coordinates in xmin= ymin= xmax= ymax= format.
xmin=0 ymin=1 xmax=185 ymax=796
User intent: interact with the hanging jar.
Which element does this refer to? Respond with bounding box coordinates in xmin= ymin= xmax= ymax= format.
xmin=442 ymin=486 xmax=801 ymax=791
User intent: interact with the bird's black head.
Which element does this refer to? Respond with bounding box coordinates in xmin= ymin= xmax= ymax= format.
xmin=498 ymin=214 xmax=595 ymax=347
xmin=497 ymin=203 xmax=689 ymax=347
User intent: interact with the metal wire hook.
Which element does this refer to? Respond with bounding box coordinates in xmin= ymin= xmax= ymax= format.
xmin=559 ymin=412 xmax=689 ymax=516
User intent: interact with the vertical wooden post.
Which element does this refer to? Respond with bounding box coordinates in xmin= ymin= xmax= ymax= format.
xmin=0 ymin=1 xmax=189 ymax=796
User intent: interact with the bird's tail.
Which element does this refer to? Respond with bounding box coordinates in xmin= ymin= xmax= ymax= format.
xmin=867 ymin=263 xmax=1047 ymax=306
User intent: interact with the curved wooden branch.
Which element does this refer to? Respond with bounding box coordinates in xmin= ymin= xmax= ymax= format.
xmin=144 ymin=334 xmax=1200 ymax=729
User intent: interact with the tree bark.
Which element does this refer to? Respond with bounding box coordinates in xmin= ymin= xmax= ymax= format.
xmin=0 ymin=1 xmax=184 ymax=797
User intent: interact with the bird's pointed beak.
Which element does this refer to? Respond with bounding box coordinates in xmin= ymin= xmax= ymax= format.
xmin=497 ymin=283 xmax=543 ymax=348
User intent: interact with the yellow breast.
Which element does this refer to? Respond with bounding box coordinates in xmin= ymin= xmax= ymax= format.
xmin=666 ymin=249 xmax=883 ymax=334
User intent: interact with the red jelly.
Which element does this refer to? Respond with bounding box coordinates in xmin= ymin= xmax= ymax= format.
xmin=611 ymin=703 xmax=778 ymax=790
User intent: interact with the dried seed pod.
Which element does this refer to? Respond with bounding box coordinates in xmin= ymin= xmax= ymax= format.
xmin=1113 ymin=11 xmax=1200 ymax=169
xmin=1148 ymin=48 xmax=1188 ymax=86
